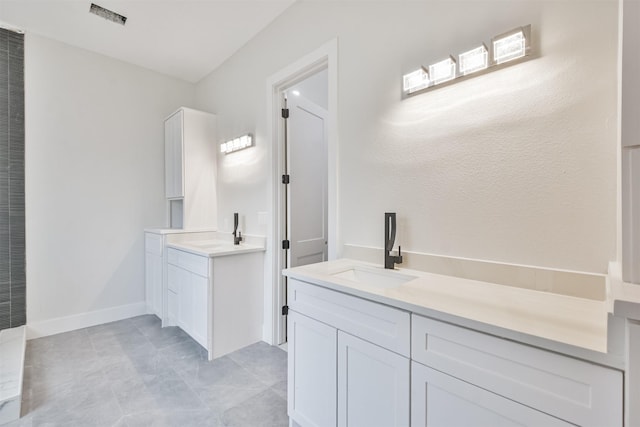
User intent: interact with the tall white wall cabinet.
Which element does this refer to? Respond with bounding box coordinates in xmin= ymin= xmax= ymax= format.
xmin=164 ymin=107 xmax=217 ymax=229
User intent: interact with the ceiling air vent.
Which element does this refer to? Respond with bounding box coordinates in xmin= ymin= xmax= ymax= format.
xmin=89 ymin=3 xmax=127 ymax=26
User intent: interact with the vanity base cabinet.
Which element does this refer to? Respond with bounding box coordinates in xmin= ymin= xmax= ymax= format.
xmin=167 ymin=247 xmax=264 ymax=361
xmin=287 ymin=279 xmax=411 ymax=427
xmin=337 ymin=332 xmax=409 ymax=427
xmin=411 ymin=362 xmax=571 ymax=427
xmin=288 ymin=311 xmax=337 ymax=427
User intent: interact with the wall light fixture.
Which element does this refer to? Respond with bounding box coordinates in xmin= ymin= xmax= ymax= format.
xmin=402 ymin=25 xmax=531 ymax=97
xmin=220 ymin=134 xmax=253 ymax=154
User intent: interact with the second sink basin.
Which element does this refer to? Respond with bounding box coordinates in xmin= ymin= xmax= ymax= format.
xmin=332 ymin=266 xmax=417 ymax=289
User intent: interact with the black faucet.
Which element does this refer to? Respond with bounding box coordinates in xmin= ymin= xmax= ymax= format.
xmin=233 ymin=213 xmax=243 ymax=245
xmin=384 ymin=212 xmax=403 ymax=269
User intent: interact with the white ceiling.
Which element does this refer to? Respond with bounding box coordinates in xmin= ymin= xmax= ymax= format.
xmin=0 ymin=0 xmax=296 ymax=83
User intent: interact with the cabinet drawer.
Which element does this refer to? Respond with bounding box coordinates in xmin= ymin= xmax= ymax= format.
xmin=411 ymin=362 xmax=571 ymax=427
xmin=411 ymin=314 xmax=622 ymax=427
xmin=167 ymin=248 xmax=208 ymax=277
xmin=145 ymin=233 xmax=163 ymax=256
xmin=289 ymin=279 xmax=410 ymax=357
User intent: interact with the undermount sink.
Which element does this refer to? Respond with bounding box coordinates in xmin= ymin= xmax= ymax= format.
xmin=331 ymin=266 xmax=417 ymax=289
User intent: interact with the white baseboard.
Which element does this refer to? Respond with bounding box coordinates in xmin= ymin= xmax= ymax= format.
xmin=26 ymin=302 xmax=147 ymax=340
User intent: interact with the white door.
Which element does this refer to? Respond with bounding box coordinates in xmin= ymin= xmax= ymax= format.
xmin=288 ymin=96 xmax=328 ymax=268
xmin=288 ymin=311 xmax=337 ymax=427
xmin=338 ymin=332 xmax=410 ymax=427
xmin=411 ymin=362 xmax=572 ymax=427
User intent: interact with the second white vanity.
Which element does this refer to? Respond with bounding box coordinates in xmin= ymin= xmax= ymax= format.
xmin=165 ymin=238 xmax=264 ymax=360
xmin=284 ymin=259 xmax=629 ymax=427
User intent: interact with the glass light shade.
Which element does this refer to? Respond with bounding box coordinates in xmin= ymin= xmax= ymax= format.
xmin=459 ymin=45 xmax=488 ymax=75
xmin=493 ymin=30 xmax=526 ymax=64
xmin=403 ymin=68 xmax=430 ymax=93
xmin=221 ymin=133 xmax=254 ymax=154
xmin=428 ymin=57 xmax=456 ymax=85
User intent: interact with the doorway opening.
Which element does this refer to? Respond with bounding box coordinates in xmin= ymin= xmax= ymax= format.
xmin=266 ymin=40 xmax=338 ymax=346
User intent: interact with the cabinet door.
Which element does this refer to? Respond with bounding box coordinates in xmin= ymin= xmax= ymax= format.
xmin=411 ymin=362 xmax=572 ymax=427
xmin=166 ymin=264 xmax=180 ymax=325
xmin=190 ymin=273 xmax=208 ymax=348
xmin=337 ymin=332 xmax=409 ymax=427
xmin=288 ymin=311 xmax=337 ymax=427
xmin=164 ymin=110 xmax=184 ymax=199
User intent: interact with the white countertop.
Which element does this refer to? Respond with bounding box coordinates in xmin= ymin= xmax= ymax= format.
xmin=167 ymin=239 xmax=265 ymax=257
xmin=284 ymin=259 xmax=610 ymax=353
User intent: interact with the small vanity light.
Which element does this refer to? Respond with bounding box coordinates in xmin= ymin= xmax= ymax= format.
xmin=492 ymin=28 xmax=527 ymax=64
xmin=220 ymin=133 xmax=253 ymax=154
xmin=459 ymin=44 xmax=489 ymax=75
xmin=403 ymin=68 xmax=430 ymax=94
xmin=428 ymin=56 xmax=457 ymax=85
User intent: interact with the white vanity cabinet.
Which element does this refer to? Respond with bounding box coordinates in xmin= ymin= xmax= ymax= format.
xmin=287 ymin=275 xmax=624 ymax=427
xmin=166 ymin=246 xmax=264 ymax=361
xmin=164 ymin=107 xmax=217 ymax=229
xmin=287 ymin=279 xmax=410 ymax=427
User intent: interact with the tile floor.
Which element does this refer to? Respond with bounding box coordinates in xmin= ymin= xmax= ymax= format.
xmin=7 ymin=315 xmax=289 ymax=427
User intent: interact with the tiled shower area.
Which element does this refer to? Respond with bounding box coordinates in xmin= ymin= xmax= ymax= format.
xmin=0 ymin=27 xmax=25 ymax=330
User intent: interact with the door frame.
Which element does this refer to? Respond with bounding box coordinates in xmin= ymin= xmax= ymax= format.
xmin=265 ymin=39 xmax=339 ymax=345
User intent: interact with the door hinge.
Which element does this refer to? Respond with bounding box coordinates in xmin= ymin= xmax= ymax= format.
xmin=282 ymin=240 xmax=290 ymax=250
xmin=282 ymin=174 xmax=290 ymax=184
xmin=281 ymin=108 xmax=289 ymax=119
xmin=282 ymin=305 xmax=289 ymax=316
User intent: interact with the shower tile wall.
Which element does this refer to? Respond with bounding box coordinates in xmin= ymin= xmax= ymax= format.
xmin=0 ymin=28 xmax=25 ymax=330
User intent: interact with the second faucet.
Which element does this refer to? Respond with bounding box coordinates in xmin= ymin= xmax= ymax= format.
xmin=233 ymin=212 xmax=243 ymax=245
xmin=384 ymin=212 xmax=403 ymax=269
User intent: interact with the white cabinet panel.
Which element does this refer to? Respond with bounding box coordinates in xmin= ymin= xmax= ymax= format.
xmin=144 ymin=232 xmax=163 ymax=317
xmin=628 ymin=322 xmax=640 ymax=426
xmin=289 ymin=279 xmax=410 ymax=356
xmin=145 ymin=251 xmax=162 ymax=316
xmin=177 ymin=268 xmax=193 ymax=334
xmin=411 ymin=362 xmax=571 ymax=427
xmin=191 ymin=273 xmax=208 ymax=347
xmin=164 ymin=110 xmax=183 ymax=199
xmin=337 ymin=332 xmax=409 ymax=427
xmin=167 ymin=289 xmax=178 ymax=324
xmin=412 ymin=314 xmax=622 ymax=427
xmin=288 ymin=311 xmax=337 ymax=427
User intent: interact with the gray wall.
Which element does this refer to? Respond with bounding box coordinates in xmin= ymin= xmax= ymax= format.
xmin=0 ymin=28 xmax=25 ymax=329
